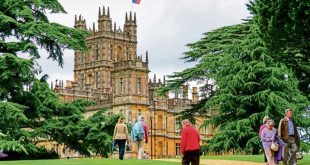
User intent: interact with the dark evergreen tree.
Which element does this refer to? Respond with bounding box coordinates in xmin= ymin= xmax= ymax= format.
xmin=248 ymin=0 xmax=310 ymax=98
xmin=160 ymin=21 xmax=308 ymax=153
xmin=0 ymin=0 xmax=118 ymax=158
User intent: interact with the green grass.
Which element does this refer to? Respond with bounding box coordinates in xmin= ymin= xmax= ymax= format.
xmin=1 ymin=155 xmax=309 ymax=165
xmin=0 ymin=158 xmax=179 ymax=165
xmin=201 ymin=154 xmax=310 ymax=165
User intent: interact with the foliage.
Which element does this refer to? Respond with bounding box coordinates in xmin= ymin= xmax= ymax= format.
xmin=160 ymin=21 xmax=309 ymax=154
xmin=0 ymin=0 xmax=88 ymax=66
xmin=248 ymin=0 xmax=310 ymax=98
xmin=0 ymin=0 xmax=97 ymax=158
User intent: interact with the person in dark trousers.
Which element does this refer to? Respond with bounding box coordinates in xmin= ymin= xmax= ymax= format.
xmin=278 ymin=109 xmax=300 ymax=165
xmin=180 ymin=119 xmax=200 ymax=165
xmin=113 ymin=117 xmax=130 ymax=160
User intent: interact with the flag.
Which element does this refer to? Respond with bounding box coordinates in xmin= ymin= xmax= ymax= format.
xmin=132 ymin=0 xmax=141 ymax=4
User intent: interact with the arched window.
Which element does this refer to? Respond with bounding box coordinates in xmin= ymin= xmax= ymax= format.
xmin=110 ymin=45 xmax=113 ymax=60
xmin=115 ymin=46 xmax=122 ymax=61
xmin=120 ymin=78 xmax=124 ymax=94
xmin=95 ymin=45 xmax=99 ymax=61
xmin=157 ymin=115 xmax=163 ymax=129
xmin=137 ymin=78 xmax=141 ymax=94
xmin=128 ymin=110 xmax=132 ymax=123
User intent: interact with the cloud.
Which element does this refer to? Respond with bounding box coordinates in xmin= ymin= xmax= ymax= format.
xmin=41 ymin=0 xmax=249 ymax=84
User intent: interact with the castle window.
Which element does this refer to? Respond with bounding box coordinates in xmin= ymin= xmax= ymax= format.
xmin=137 ymin=78 xmax=141 ymax=94
xmin=110 ymin=45 xmax=113 ymax=60
xmin=95 ymin=72 xmax=100 ymax=88
xmin=81 ymin=52 xmax=86 ymax=63
xmin=120 ymin=78 xmax=124 ymax=94
xmin=128 ymin=110 xmax=132 ymax=123
xmin=95 ymin=45 xmax=99 ymax=61
xmin=137 ymin=109 xmax=141 ymax=117
xmin=126 ymin=47 xmax=129 ymax=60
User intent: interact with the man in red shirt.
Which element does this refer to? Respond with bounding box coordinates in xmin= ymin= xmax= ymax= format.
xmin=181 ymin=119 xmax=200 ymax=165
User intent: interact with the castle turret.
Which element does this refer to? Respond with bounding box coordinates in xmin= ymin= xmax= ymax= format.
xmin=124 ymin=11 xmax=137 ymax=39
xmin=98 ymin=6 xmax=112 ymax=32
xmin=74 ymin=15 xmax=87 ymax=30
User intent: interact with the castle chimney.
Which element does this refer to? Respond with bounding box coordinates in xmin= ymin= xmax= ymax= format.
xmin=192 ymin=87 xmax=199 ymax=103
xmin=182 ymin=85 xmax=189 ymax=99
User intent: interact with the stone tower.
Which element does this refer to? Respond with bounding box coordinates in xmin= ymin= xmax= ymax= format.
xmin=72 ymin=7 xmax=148 ymax=120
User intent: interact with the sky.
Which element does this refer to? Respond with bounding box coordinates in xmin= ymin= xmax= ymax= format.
xmin=41 ymin=0 xmax=250 ymax=84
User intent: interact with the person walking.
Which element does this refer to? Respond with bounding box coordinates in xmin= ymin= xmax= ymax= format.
xmin=180 ymin=119 xmax=200 ymax=165
xmin=259 ymin=116 xmax=270 ymax=165
xmin=261 ymin=120 xmax=277 ymax=165
xmin=113 ymin=117 xmax=130 ymax=160
xmin=131 ymin=116 xmax=147 ymax=159
xmin=278 ymin=109 xmax=300 ymax=165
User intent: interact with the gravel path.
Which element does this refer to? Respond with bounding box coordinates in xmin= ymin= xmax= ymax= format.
xmin=158 ymin=159 xmax=263 ymax=165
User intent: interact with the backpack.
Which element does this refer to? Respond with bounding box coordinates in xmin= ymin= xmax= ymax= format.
xmin=136 ymin=132 xmax=143 ymax=141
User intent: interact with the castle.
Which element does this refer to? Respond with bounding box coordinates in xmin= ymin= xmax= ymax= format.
xmin=49 ymin=6 xmax=214 ymax=158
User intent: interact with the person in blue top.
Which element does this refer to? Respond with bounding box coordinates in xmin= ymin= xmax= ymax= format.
xmin=131 ymin=116 xmax=145 ymax=159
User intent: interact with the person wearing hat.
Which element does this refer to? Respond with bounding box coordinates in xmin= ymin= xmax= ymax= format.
xmin=278 ymin=109 xmax=300 ymax=165
xmin=259 ymin=116 xmax=270 ymax=165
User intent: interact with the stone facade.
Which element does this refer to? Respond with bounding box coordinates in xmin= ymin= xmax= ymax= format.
xmin=49 ymin=6 xmax=214 ymax=158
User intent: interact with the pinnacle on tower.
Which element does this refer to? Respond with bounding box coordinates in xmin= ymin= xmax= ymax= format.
xmin=129 ymin=11 xmax=132 ymax=20
xmin=163 ymin=75 xmax=166 ymax=84
xmin=114 ymin=22 xmax=116 ymax=31
xmin=145 ymin=50 xmax=148 ymax=63
xmin=93 ymin=22 xmax=95 ymax=32
xmin=153 ymin=74 xmax=156 ymax=83
xmin=99 ymin=7 xmax=101 ymax=17
xmin=125 ymin=12 xmax=128 ymax=22
xmin=103 ymin=6 xmax=105 ymax=15
xmin=79 ymin=14 xmax=81 ymax=21
xmin=107 ymin=7 xmax=110 ymax=18
xmin=134 ymin=12 xmax=136 ymax=22
xmin=75 ymin=15 xmax=77 ymax=22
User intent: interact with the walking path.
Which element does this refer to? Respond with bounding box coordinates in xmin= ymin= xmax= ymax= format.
xmin=158 ymin=159 xmax=263 ymax=165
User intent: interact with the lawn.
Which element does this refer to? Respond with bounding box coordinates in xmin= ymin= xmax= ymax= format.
xmin=201 ymin=154 xmax=310 ymax=165
xmin=0 ymin=159 xmax=179 ymax=165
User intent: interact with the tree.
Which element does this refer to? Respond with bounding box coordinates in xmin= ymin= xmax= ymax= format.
xmin=249 ymin=0 xmax=310 ymax=149
xmin=0 ymin=0 xmax=94 ymax=158
xmin=248 ymin=0 xmax=310 ymax=98
xmin=160 ymin=21 xmax=309 ymax=154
